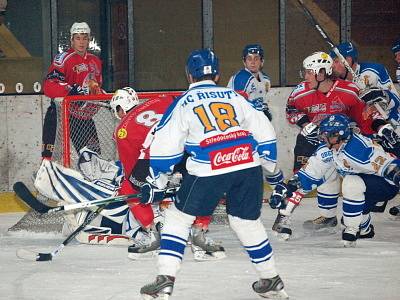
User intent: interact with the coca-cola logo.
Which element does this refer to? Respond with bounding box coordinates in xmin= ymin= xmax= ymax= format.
xmin=209 ymin=144 xmax=254 ymax=170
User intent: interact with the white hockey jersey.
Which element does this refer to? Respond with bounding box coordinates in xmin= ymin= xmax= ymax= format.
xmin=227 ymin=68 xmax=271 ymax=111
xmin=355 ymin=62 xmax=399 ymax=97
xmin=297 ymin=133 xmax=397 ymax=192
xmin=149 ymin=80 xmax=277 ymax=182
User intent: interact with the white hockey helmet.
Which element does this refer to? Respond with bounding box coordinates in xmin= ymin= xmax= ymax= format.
xmin=110 ymin=87 xmax=139 ymax=119
xmin=303 ymin=52 xmax=333 ymax=76
xmin=70 ymin=22 xmax=91 ymax=38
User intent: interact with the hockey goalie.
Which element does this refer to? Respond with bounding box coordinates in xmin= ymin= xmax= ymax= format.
xmin=33 ymin=147 xmax=165 ymax=247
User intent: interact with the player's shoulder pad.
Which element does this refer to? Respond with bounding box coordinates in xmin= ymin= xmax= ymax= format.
xmin=342 ymin=133 xmax=372 ymax=163
xmin=290 ymin=82 xmax=307 ymax=97
xmin=359 ymin=61 xmax=390 ymax=79
xmin=336 ymin=79 xmax=359 ymax=93
xmin=53 ymin=49 xmax=75 ymax=67
xmin=231 ymin=69 xmax=253 ymax=90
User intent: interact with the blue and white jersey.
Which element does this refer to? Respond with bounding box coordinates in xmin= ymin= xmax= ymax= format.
xmin=385 ymin=90 xmax=400 ymax=126
xmin=227 ymin=68 xmax=271 ymax=111
xmin=396 ymin=65 xmax=400 ymax=83
xmin=355 ymin=62 xmax=399 ymax=97
xmin=149 ymin=80 xmax=277 ymax=181
xmin=296 ymin=133 xmax=396 ymax=192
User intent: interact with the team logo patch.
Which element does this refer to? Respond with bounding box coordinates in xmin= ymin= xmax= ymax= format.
xmin=209 ymin=144 xmax=254 ymax=170
xmin=117 ymin=128 xmax=128 ymax=139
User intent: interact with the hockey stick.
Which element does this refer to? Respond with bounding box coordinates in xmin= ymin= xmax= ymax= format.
xmin=14 ymin=181 xmax=177 ymax=214
xmin=13 ymin=181 xmax=141 ymax=214
xmin=296 ymin=0 xmax=390 ymax=120
xmin=16 ymin=205 xmax=104 ymax=261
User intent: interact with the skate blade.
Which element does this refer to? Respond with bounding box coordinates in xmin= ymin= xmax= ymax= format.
xmin=141 ymin=294 xmax=170 ymax=300
xmin=128 ymin=250 xmax=158 ymax=260
xmin=193 ymin=250 xmax=226 ymax=262
xmin=343 ymin=240 xmax=357 ymax=248
xmin=258 ymin=288 xmax=289 ymax=299
xmin=273 ymin=231 xmax=291 ymax=241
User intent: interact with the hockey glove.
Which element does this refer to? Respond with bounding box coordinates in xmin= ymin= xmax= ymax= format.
xmin=359 ymin=88 xmax=388 ymax=107
xmin=68 ymin=84 xmax=86 ymax=96
xmin=378 ymin=124 xmax=400 ymax=151
xmin=269 ymin=183 xmax=290 ymax=209
xmin=300 ymin=122 xmax=319 ymax=146
xmin=140 ymin=182 xmax=166 ymax=204
xmin=262 ymin=103 xmax=272 ymax=121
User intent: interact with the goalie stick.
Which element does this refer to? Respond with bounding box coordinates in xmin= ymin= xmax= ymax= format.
xmin=296 ymin=0 xmax=390 ymax=121
xmin=16 ymin=205 xmax=104 ymax=261
xmin=13 ymin=181 xmax=177 ymax=214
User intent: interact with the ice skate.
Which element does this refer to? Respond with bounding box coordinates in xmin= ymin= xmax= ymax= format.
xmin=359 ymin=224 xmax=375 ymax=239
xmin=190 ymin=227 xmax=226 ymax=261
xmin=389 ymin=205 xmax=400 ymax=219
xmin=342 ymin=226 xmax=359 ymax=247
xmin=140 ymin=275 xmax=175 ymax=300
xmin=271 ymin=213 xmax=292 ymax=241
xmin=128 ymin=226 xmax=160 ymax=260
xmin=303 ymin=215 xmax=337 ymax=233
xmin=252 ymin=275 xmax=289 ymax=299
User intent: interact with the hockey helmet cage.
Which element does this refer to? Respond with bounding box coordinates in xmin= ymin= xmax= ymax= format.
xmin=318 ymin=114 xmax=352 ymax=143
xmin=186 ymin=49 xmax=219 ymax=79
xmin=303 ymin=52 xmax=333 ymax=76
xmin=110 ymin=87 xmax=139 ymax=119
xmin=329 ymin=42 xmax=358 ymax=61
xmin=70 ymin=22 xmax=91 ymax=38
xmin=242 ymin=44 xmax=264 ymax=60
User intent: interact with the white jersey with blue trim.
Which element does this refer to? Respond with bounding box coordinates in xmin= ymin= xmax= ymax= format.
xmin=149 ymin=80 xmax=277 ymax=180
xmin=355 ymin=62 xmax=399 ymax=97
xmin=227 ymin=68 xmax=271 ymax=111
xmin=297 ymin=133 xmax=396 ymax=192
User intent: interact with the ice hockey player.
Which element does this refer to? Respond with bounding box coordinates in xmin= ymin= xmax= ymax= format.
xmin=273 ymin=51 xmax=374 ymax=240
xmin=228 ymin=44 xmax=285 ymax=191
xmin=139 ymin=49 xmax=288 ymax=299
xmin=110 ymin=88 xmax=225 ymax=261
xmin=330 ymin=42 xmax=400 ymax=153
xmin=42 ymin=22 xmax=104 ymax=159
xmin=270 ymin=114 xmax=400 ymax=247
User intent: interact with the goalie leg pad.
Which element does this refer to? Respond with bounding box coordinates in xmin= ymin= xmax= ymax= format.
xmin=229 ymin=215 xmax=277 ymax=279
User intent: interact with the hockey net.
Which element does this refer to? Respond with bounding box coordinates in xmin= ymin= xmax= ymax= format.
xmin=9 ymin=91 xmax=183 ymax=234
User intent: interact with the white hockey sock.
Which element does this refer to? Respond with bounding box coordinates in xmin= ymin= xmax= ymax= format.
xmin=158 ymin=204 xmax=195 ymax=277
xmin=229 ymin=215 xmax=278 ymax=279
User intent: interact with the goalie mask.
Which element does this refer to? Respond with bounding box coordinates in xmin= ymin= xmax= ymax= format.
xmin=110 ymin=87 xmax=139 ymax=119
xmin=302 ymin=52 xmax=333 ymax=76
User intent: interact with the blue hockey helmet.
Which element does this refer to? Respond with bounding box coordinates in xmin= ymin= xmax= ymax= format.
xmin=318 ymin=114 xmax=352 ymax=143
xmin=242 ymin=44 xmax=264 ymax=60
xmin=329 ymin=42 xmax=358 ymax=61
xmin=392 ymin=39 xmax=400 ymax=54
xmin=186 ymin=49 xmax=219 ymax=79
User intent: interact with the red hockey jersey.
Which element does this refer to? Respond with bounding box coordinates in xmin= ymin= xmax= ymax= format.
xmin=43 ymin=48 xmax=103 ymax=98
xmin=286 ymin=79 xmax=374 ymax=135
xmin=114 ymin=95 xmax=175 ymax=195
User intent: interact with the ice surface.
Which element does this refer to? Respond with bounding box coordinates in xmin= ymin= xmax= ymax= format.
xmin=1 ymin=198 xmax=400 ymax=300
